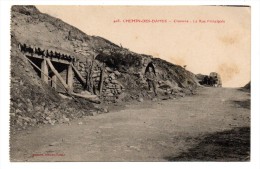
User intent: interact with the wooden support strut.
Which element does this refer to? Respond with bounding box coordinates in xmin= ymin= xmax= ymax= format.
xmin=71 ymin=64 xmax=85 ymax=85
xmin=46 ymin=58 xmax=69 ymax=91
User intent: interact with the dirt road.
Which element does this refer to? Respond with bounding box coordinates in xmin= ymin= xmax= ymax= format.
xmin=10 ymin=87 xmax=250 ymax=162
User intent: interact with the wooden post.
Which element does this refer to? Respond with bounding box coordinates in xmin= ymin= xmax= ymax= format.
xmin=41 ymin=59 xmax=48 ymax=84
xmin=51 ymin=74 xmax=57 ymax=89
xmin=67 ymin=64 xmax=73 ymax=93
xmin=85 ymin=60 xmax=94 ymax=94
xmin=99 ymin=66 xmax=105 ymax=96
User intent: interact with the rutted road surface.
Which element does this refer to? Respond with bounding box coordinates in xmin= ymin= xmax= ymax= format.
xmin=10 ymin=87 xmax=250 ymax=161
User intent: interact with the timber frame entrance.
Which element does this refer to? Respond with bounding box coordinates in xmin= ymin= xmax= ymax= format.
xmin=19 ymin=43 xmax=80 ymax=93
xmin=18 ymin=43 xmax=101 ymax=103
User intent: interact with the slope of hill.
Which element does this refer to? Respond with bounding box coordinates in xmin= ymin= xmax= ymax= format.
xmin=10 ymin=5 xmax=199 ymax=131
xmin=244 ymin=82 xmax=250 ymax=91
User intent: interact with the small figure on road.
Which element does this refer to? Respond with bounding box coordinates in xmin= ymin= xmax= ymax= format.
xmin=145 ymin=62 xmax=157 ymax=96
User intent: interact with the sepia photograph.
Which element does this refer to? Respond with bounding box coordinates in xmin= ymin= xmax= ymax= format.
xmin=8 ymin=4 xmax=251 ymax=162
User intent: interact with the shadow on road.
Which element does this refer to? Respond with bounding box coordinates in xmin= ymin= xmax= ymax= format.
xmin=164 ymin=127 xmax=250 ymax=161
xmin=238 ymin=87 xmax=250 ymax=93
xmin=233 ymin=99 xmax=250 ymax=109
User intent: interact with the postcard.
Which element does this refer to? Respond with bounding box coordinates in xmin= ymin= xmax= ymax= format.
xmin=0 ymin=1 xmax=259 ymax=169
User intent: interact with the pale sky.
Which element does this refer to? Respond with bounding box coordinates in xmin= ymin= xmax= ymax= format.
xmin=36 ymin=6 xmax=251 ymax=87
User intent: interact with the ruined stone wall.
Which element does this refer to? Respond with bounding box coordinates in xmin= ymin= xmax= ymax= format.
xmin=101 ymin=68 xmax=124 ymax=101
xmin=73 ymin=60 xmax=124 ymax=101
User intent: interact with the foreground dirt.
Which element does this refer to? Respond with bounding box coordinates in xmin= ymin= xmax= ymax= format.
xmin=10 ymin=87 xmax=250 ymax=162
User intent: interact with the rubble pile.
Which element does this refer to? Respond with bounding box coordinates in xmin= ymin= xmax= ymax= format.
xmin=196 ymin=72 xmax=222 ymax=87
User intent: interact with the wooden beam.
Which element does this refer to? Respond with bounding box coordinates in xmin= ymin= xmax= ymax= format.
xmin=71 ymin=64 xmax=85 ymax=85
xmin=71 ymin=92 xmax=100 ymax=104
xmin=41 ymin=59 xmax=48 ymax=83
xmin=26 ymin=54 xmax=70 ymax=65
xmin=46 ymin=58 xmax=69 ymax=91
xmin=67 ymin=64 xmax=74 ymax=93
